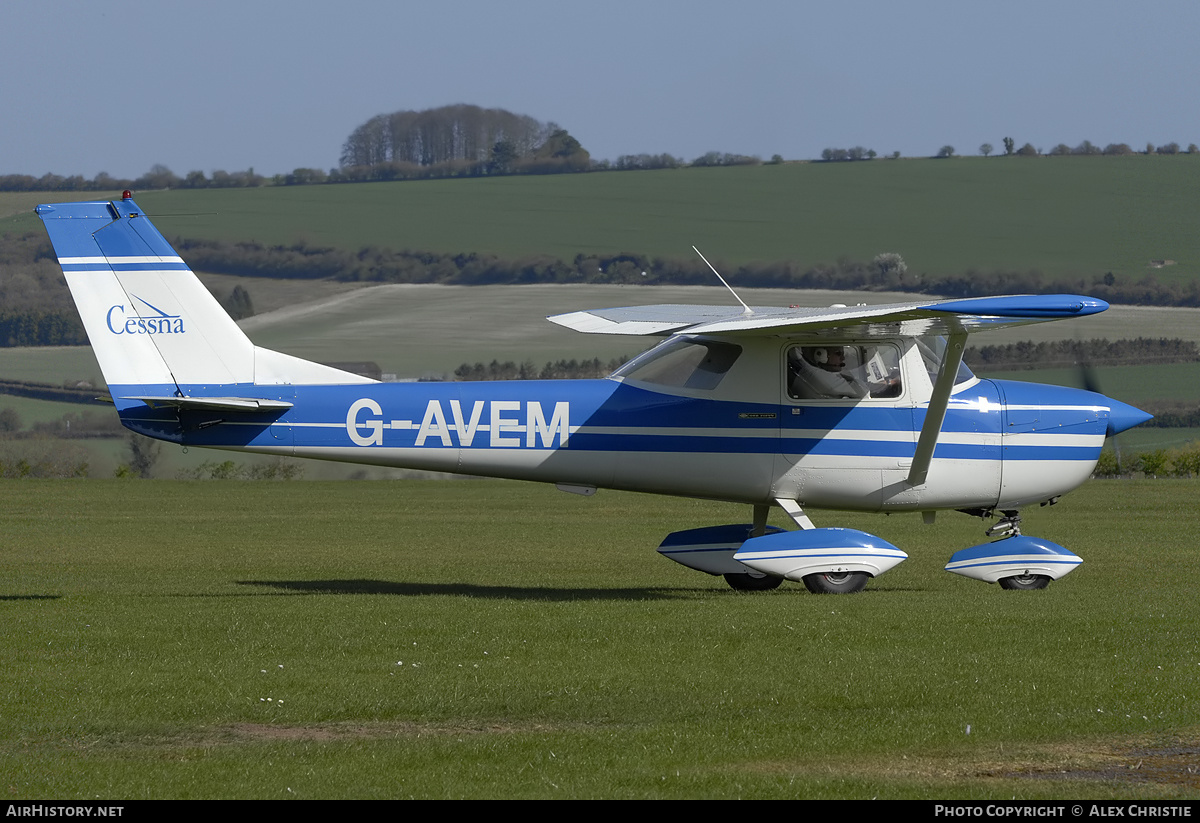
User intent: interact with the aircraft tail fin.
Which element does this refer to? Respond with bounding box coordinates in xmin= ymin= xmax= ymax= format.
xmin=36 ymin=196 xmax=371 ymax=404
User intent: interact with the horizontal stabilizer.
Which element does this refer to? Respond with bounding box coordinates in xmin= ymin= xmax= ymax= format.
xmin=125 ymin=396 xmax=294 ymax=413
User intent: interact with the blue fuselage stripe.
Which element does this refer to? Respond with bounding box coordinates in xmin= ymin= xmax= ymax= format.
xmin=113 ymin=377 xmax=1111 ymax=464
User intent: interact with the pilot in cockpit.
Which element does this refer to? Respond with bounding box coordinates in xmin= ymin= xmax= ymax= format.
xmin=789 ymin=346 xmax=870 ymax=399
xmin=789 ymin=344 xmax=902 ymax=400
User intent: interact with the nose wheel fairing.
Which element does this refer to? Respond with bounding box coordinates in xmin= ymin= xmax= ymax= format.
xmin=944 ymin=534 xmax=1082 ymax=584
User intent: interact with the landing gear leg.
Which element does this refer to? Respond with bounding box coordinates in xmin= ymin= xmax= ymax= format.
xmin=724 ymin=504 xmax=783 ymax=591
xmin=749 ymin=503 xmax=770 ymax=537
xmin=723 ymin=572 xmax=784 ymax=591
xmin=986 ymin=510 xmax=1022 ymax=538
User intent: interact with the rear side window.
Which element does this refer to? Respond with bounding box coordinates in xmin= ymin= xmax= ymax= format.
xmin=613 ymin=338 xmax=742 ymax=390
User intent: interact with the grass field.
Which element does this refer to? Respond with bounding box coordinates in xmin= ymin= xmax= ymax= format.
xmin=4 ymin=156 xmax=1198 ymax=282
xmin=2 ymin=478 xmax=1199 ymax=799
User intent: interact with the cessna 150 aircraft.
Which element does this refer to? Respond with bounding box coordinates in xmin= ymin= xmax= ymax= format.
xmin=35 ymin=194 xmax=1152 ymax=594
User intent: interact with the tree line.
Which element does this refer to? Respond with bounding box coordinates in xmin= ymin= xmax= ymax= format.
xmin=963 ymin=338 xmax=1199 ymax=370
xmin=990 ymin=138 xmax=1199 ymax=158
xmin=816 ymin=138 xmax=1200 ymax=162
xmin=0 ymin=150 xmax=771 ymax=192
xmin=1 ymin=105 xmax=770 ymax=192
xmin=0 ymin=165 xmax=267 ymax=193
xmin=10 ymin=102 xmax=1200 ymax=194
xmin=11 ymin=139 xmax=1198 ymax=197
xmin=1094 ymin=442 xmax=1200 ymax=478
xmin=452 ymin=357 xmax=629 ymax=382
xmin=0 ymin=311 xmax=87 ymax=347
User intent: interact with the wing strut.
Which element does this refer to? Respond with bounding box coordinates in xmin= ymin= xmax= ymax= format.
xmin=907 ymin=328 xmax=967 ymax=487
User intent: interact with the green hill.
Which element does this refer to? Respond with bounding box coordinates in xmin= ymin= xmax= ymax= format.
xmin=4 ymin=156 xmax=1197 ymax=283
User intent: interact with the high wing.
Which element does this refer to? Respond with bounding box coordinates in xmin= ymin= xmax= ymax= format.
xmin=551 ymin=293 xmax=1110 ymax=489
xmin=548 ymin=294 xmax=1108 ymax=339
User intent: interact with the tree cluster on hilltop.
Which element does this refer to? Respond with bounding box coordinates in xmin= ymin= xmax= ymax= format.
xmin=338 ymin=104 xmax=591 ymax=178
xmin=341 ymin=105 xmax=548 ymax=167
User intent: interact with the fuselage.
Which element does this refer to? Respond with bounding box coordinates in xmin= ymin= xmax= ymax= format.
xmin=112 ymin=333 xmax=1133 ymax=513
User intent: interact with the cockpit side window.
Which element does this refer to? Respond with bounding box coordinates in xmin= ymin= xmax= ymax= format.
xmin=613 ymin=338 xmax=742 ymax=390
xmin=787 ymin=343 xmax=903 ymax=401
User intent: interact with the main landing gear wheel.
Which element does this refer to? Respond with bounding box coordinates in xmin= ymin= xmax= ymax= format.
xmin=998 ymin=573 xmax=1051 ymax=590
xmin=723 ymin=573 xmax=784 ymax=591
xmin=802 ymin=571 xmax=869 ymax=594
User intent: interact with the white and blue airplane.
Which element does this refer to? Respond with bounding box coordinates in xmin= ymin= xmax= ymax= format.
xmin=35 ymin=194 xmax=1152 ymax=593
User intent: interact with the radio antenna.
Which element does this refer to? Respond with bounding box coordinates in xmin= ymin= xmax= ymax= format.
xmin=693 ymin=245 xmax=752 ymax=315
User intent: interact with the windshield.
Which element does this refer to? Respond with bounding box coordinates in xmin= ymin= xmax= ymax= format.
xmin=612 ymin=338 xmax=742 ymax=390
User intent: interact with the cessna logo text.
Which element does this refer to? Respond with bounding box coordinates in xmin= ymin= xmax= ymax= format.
xmin=347 ymin=399 xmax=570 ymax=448
xmin=106 ymin=297 xmax=184 ymax=335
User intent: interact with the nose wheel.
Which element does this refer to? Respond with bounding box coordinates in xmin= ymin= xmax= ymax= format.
xmin=998 ymin=573 xmax=1050 ymax=590
xmin=802 ymin=571 xmax=869 ymax=594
